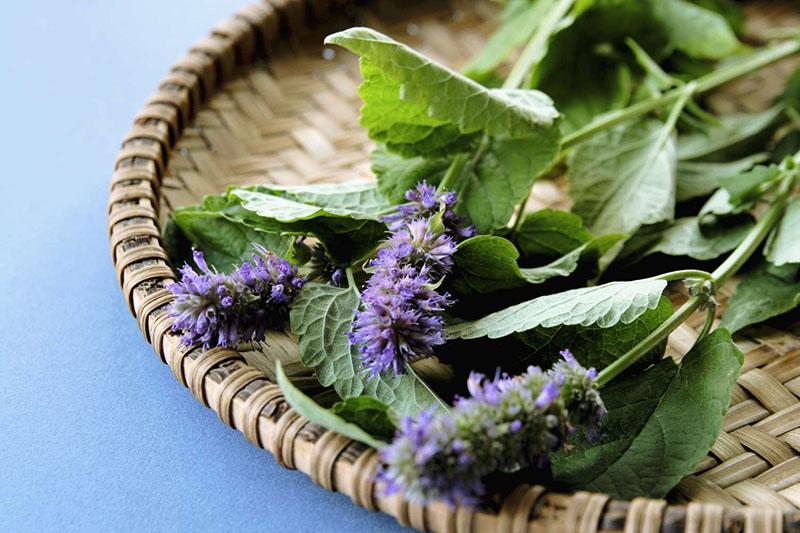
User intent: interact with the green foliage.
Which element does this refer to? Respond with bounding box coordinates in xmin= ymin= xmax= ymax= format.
xmin=623 ymin=217 xmax=753 ymax=262
xmin=275 ymin=362 xmax=388 ymax=449
xmin=677 ymin=105 xmax=784 ymax=162
xmin=332 ymin=396 xmax=398 ymax=442
xmin=552 ymin=329 xmax=743 ymax=499
xmin=569 ymin=118 xmax=677 ymax=237
xmin=720 ymin=264 xmax=800 ymax=333
xmin=651 ymin=0 xmax=738 ymax=60
xmin=446 ymin=279 xmax=667 ymax=340
xmin=174 ymin=184 xmax=388 ymax=265
xmin=765 ymin=198 xmax=800 ymax=267
xmin=514 ymin=296 xmax=673 ymax=370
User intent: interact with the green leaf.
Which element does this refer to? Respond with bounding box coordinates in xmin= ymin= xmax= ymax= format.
xmin=451 ymin=235 xmax=579 ymax=294
xmin=371 ymin=147 xmax=450 ymax=203
xmin=536 ymin=40 xmax=632 ymax=133
xmin=275 ymin=362 xmax=387 ymax=449
xmin=531 ymin=0 xmax=666 ymax=131
xmin=552 ymin=328 xmax=743 ymax=499
xmin=569 ymin=118 xmax=677 ymax=237
xmin=514 ymin=295 xmax=673 ymax=370
xmin=720 ymin=264 xmax=800 ymax=333
xmin=651 ymin=0 xmax=739 ymax=59
xmin=289 ymin=283 xmax=444 ymax=416
xmin=173 ymin=205 xmax=292 ymax=272
xmin=633 ymin=217 xmax=753 ymax=261
xmin=331 ymin=396 xmax=398 ymax=443
xmin=515 ymin=209 xmax=594 ymax=259
xmin=463 ymin=0 xmax=556 ymax=82
xmin=248 ymin=180 xmax=394 ymax=218
xmin=231 ymin=188 xmax=384 ymax=222
xmin=325 ymin=27 xmax=563 ymax=233
xmin=326 ymin=28 xmax=560 ymax=142
xmin=222 ymin=189 xmax=386 ymax=263
xmin=446 ymin=278 xmax=667 ymax=340
xmin=445 ymin=133 xmax=562 ymax=233
xmin=677 ymin=105 xmax=784 ymax=162
xmin=718 ymin=164 xmax=782 ymax=205
xmin=765 ymin=198 xmax=800 ymax=267
xmin=676 ymin=153 xmax=768 ymax=202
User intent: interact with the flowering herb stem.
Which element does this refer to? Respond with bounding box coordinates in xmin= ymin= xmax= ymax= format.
xmin=597 ymin=167 xmax=799 ymax=387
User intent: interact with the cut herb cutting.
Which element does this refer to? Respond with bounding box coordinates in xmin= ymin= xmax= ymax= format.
xmin=162 ymin=0 xmax=800 ymax=510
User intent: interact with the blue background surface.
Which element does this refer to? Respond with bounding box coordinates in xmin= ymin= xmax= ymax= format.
xmin=0 ymin=2 xmax=406 ymax=530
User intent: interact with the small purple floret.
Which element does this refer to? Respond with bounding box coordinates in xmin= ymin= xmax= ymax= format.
xmin=382 ymin=181 xmax=475 ymax=240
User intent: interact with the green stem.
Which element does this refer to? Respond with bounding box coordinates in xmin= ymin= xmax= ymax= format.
xmin=437 ymin=153 xmax=470 ymax=193
xmin=502 ymin=0 xmax=575 ymax=90
xmin=696 ymin=306 xmax=716 ymax=343
xmin=597 ymin=169 xmax=798 ymax=387
xmin=654 ymin=269 xmax=713 ymax=283
xmin=562 ymin=40 xmax=800 ymax=149
xmin=345 ymin=267 xmax=359 ymax=294
xmin=596 ymin=296 xmax=702 ymax=387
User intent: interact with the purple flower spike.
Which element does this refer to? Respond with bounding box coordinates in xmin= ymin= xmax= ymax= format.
xmin=380 ymin=353 xmax=607 ymax=506
xmin=382 ymin=181 xmax=475 ymax=240
xmin=168 ymin=247 xmax=305 ymax=349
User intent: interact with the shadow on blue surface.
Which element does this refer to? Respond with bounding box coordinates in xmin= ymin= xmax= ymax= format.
xmin=0 ymin=1 xmax=407 ymax=530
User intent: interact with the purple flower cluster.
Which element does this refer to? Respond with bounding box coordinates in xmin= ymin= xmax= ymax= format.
xmin=383 ymin=182 xmax=475 ymax=240
xmin=350 ymin=182 xmax=471 ymax=377
xmin=379 ymin=351 xmax=605 ymax=506
xmin=168 ymin=247 xmax=305 ymax=349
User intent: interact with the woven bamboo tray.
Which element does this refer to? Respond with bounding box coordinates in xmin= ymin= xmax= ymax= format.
xmin=108 ymin=1 xmax=800 ymax=531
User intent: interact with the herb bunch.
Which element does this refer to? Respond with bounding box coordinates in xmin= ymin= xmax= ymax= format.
xmin=164 ymin=0 xmax=800 ymax=509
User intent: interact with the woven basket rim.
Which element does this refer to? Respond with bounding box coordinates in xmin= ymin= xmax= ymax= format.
xmin=107 ymin=1 xmax=800 ymax=531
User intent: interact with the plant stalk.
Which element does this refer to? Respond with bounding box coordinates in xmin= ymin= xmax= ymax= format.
xmin=562 ymin=39 xmax=800 ymax=149
xmin=596 ymin=169 xmax=798 ymax=387
xmin=502 ymin=0 xmax=575 ymax=90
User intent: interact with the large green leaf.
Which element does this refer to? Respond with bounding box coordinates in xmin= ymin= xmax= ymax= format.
xmin=371 ymin=147 xmax=450 ymax=203
xmin=325 ymin=27 xmax=563 ymax=233
xmin=446 ymin=278 xmax=667 ymax=340
xmin=677 ymin=105 xmax=784 ymax=162
xmin=718 ymin=165 xmax=781 ymax=205
xmin=275 ymin=362 xmax=387 ymax=449
xmin=515 ymin=209 xmax=594 ymax=259
xmin=634 ymin=217 xmax=753 ymax=261
xmin=331 ymin=396 xmax=398 ymax=443
xmin=676 ymin=153 xmax=768 ymax=202
xmin=173 ymin=206 xmax=292 ymax=272
xmin=569 ymin=118 xmax=677 ymax=237
xmin=231 ymin=188 xmax=384 ymax=222
xmin=289 ymin=283 xmax=444 ymax=416
xmin=248 ymin=180 xmax=394 ymax=218
xmin=451 ymin=236 xmax=579 ymax=294
xmin=651 ymin=0 xmax=738 ymax=59
xmin=445 ymin=134 xmax=562 ymax=233
xmin=720 ymin=264 xmax=800 ymax=333
xmin=531 ymin=0 xmax=666 ymax=131
xmin=552 ymin=328 xmax=743 ymax=499
xmin=514 ymin=296 xmax=673 ymax=370
xmin=765 ymin=198 xmax=800 ymax=267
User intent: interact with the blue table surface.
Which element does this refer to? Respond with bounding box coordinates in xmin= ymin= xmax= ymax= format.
xmin=0 ymin=2 xmax=407 ymax=531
